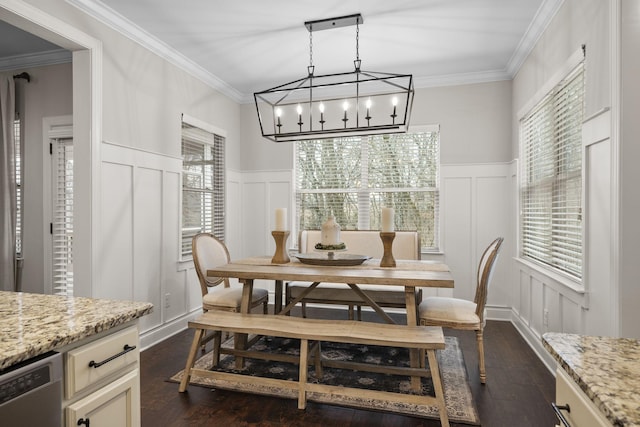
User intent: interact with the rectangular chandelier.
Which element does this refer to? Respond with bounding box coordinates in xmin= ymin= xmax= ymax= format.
xmin=254 ymin=14 xmax=414 ymax=143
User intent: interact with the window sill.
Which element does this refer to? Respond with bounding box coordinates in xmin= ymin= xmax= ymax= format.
xmin=178 ymin=258 xmax=193 ymax=271
xmin=515 ymin=257 xmax=585 ymax=294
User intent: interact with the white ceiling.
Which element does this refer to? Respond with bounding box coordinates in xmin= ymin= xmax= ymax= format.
xmin=3 ymin=0 xmax=564 ymax=102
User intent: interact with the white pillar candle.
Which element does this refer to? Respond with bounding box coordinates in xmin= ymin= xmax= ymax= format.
xmin=381 ymin=207 xmax=395 ymax=232
xmin=274 ymin=208 xmax=287 ymax=231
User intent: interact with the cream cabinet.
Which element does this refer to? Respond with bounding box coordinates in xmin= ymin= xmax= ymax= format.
xmin=62 ymin=325 xmax=141 ymax=427
xmin=554 ymin=368 xmax=613 ymax=427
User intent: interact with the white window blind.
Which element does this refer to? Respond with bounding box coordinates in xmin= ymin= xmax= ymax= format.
xmin=181 ymin=122 xmax=225 ymax=257
xmin=295 ymin=131 xmax=440 ymax=251
xmin=520 ymin=62 xmax=584 ymax=279
xmin=52 ymin=138 xmax=74 ymax=296
xmin=14 ymin=118 xmax=22 ymax=257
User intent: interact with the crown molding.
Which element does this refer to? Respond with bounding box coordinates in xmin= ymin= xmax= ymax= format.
xmin=506 ymin=0 xmax=565 ymax=77
xmin=66 ymin=0 xmax=244 ymax=103
xmin=413 ymin=69 xmax=512 ymax=90
xmin=0 ymin=48 xmax=71 ymax=71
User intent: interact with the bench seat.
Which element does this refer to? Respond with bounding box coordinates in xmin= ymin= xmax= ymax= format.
xmin=179 ymin=311 xmax=450 ymax=426
xmin=287 ymin=230 xmax=421 ymax=318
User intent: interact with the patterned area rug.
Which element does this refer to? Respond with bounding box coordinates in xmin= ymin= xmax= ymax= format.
xmin=171 ymin=336 xmax=479 ymax=424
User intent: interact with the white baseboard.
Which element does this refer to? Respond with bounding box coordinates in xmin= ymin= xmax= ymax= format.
xmin=139 ymin=310 xmax=201 ymax=351
xmin=510 ymin=311 xmax=557 ymax=376
xmin=486 ymin=305 xmax=512 ymax=321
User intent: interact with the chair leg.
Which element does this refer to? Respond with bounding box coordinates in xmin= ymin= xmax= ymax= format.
xmin=301 ymin=302 xmax=307 ymax=318
xmin=348 ymin=305 xmax=354 ymax=320
xmin=357 ymin=305 xmax=362 ymax=321
xmin=476 ymin=329 xmax=486 ymax=384
xmin=263 ymin=300 xmax=268 ymax=314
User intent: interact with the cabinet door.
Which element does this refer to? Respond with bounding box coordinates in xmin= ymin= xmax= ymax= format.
xmin=66 ymin=369 xmax=140 ymax=427
xmin=555 ymin=368 xmax=612 ymax=427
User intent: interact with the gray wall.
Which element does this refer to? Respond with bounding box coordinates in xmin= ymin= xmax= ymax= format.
xmin=15 ymin=62 xmax=72 ymax=293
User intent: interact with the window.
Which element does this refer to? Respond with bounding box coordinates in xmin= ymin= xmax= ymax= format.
xmin=14 ymin=118 xmax=22 ymax=258
xmin=294 ymin=129 xmax=440 ymax=251
xmin=51 ymin=138 xmax=74 ymax=296
xmin=519 ymin=61 xmax=585 ymax=280
xmin=181 ymin=118 xmax=225 ymax=258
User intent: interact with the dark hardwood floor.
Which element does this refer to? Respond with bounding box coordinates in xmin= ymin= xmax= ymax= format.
xmin=140 ymin=307 xmax=558 ymax=426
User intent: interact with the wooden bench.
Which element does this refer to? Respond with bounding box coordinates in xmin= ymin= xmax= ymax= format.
xmin=286 ymin=230 xmax=422 ymax=319
xmin=179 ymin=311 xmax=450 ymax=427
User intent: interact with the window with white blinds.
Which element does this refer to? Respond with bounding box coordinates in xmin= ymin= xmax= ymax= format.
xmin=181 ymin=121 xmax=225 ymax=257
xmin=14 ymin=118 xmax=22 ymax=257
xmin=52 ymin=138 xmax=74 ymax=296
xmin=295 ymin=130 xmax=440 ymax=251
xmin=519 ymin=62 xmax=584 ymax=280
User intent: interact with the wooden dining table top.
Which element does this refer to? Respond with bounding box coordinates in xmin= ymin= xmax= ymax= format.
xmin=207 ymin=256 xmax=454 ymax=288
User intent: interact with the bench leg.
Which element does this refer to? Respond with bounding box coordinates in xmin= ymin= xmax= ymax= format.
xmin=314 ymin=341 xmax=323 ymax=379
xmin=212 ymin=330 xmax=222 ymax=367
xmin=427 ymin=349 xmax=450 ymax=427
xmin=298 ymin=338 xmax=309 ymax=409
xmin=179 ymin=328 xmax=204 ymax=392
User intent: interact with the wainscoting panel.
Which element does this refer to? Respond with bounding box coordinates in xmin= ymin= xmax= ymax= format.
xmin=100 ymin=142 xmax=183 ymax=336
xmin=440 ymin=164 xmax=511 ymax=308
xmin=242 ymin=182 xmax=268 ymax=257
xmin=133 ymin=167 xmax=163 ymax=330
xmin=99 ymin=162 xmax=134 ymax=300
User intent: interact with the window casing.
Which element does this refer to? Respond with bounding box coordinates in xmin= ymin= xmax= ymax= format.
xmin=519 ymin=62 xmax=585 ymax=280
xmin=294 ymin=129 xmax=440 ymax=251
xmin=181 ymin=120 xmax=225 ymax=258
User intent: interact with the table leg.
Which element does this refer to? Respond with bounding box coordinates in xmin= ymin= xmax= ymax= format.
xmin=235 ymin=279 xmax=254 ymax=369
xmin=405 ymin=286 xmax=422 ymax=391
xmin=275 ymin=279 xmax=283 ymax=314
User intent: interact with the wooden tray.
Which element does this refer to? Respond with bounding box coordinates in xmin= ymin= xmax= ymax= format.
xmin=294 ymin=253 xmax=371 ymax=266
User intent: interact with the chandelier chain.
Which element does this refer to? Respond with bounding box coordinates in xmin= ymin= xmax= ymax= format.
xmin=309 ymin=25 xmax=313 ymax=68
xmin=355 ymin=19 xmax=360 ymax=61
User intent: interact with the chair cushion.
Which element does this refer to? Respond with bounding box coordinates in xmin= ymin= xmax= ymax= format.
xmin=418 ymin=296 xmax=480 ymax=326
xmin=288 ymin=282 xmax=407 ymax=305
xmin=203 ymin=286 xmax=268 ymax=309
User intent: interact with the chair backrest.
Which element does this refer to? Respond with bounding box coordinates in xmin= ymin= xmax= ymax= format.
xmin=299 ymin=230 xmax=420 ymax=260
xmin=192 ymin=233 xmax=231 ymax=297
xmin=473 ymin=237 xmax=504 ymax=320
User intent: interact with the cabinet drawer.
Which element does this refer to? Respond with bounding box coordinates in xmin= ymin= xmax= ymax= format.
xmin=555 ymin=368 xmax=612 ymax=427
xmin=66 ymin=326 xmax=139 ymax=398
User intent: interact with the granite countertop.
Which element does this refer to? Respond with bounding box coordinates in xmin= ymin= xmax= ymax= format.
xmin=543 ymin=332 xmax=640 ymax=427
xmin=0 ymin=291 xmax=153 ymax=370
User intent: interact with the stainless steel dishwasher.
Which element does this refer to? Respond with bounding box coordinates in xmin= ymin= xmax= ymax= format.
xmin=0 ymin=351 xmax=63 ymax=426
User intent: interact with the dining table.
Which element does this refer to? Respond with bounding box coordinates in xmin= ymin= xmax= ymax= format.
xmin=207 ymin=255 xmax=454 ymax=389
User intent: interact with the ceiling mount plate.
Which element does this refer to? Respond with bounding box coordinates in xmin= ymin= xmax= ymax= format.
xmin=304 ymin=13 xmax=363 ymax=32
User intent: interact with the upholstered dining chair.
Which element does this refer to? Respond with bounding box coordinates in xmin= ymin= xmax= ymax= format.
xmin=419 ymin=237 xmax=503 ymax=384
xmin=192 ymin=233 xmax=269 ymax=351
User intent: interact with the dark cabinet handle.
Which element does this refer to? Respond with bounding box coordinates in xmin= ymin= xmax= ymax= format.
xmin=77 ymin=418 xmax=90 ymax=426
xmin=552 ymin=403 xmax=571 ymax=427
xmin=88 ymin=344 xmax=136 ymax=368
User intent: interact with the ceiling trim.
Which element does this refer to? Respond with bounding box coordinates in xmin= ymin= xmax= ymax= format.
xmin=66 ymin=0 xmax=244 ymax=103
xmin=0 ymin=48 xmax=72 ymax=72
xmin=506 ymin=0 xmax=566 ymax=77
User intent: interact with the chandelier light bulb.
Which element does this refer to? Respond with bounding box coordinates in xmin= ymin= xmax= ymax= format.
xmin=392 ymin=97 xmax=398 ymax=107
xmin=366 ymin=98 xmax=372 ymax=109
xmin=319 ymin=103 xmax=325 ymax=113
xmin=296 ymin=104 xmax=303 ymax=115
xmin=343 ymin=101 xmax=349 ymax=111
xmin=276 ymin=108 xmax=282 ymax=117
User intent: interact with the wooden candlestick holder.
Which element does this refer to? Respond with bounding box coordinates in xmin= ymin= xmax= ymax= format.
xmin=271 ymin=231 xmax=290 ymax=264
xmin=379 ymin=232 xmax=396 ymax=267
